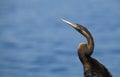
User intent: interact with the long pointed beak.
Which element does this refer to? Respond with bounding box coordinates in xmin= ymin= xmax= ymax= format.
xmin=61 ymin=19 xmax=78 ymax=28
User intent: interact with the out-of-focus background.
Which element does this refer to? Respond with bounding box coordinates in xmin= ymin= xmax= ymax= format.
xmin=0 ymin=0 xmax=120 ymax=77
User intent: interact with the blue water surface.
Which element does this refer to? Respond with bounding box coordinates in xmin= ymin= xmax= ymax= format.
xmin=0 ymin=0 xmax=120 ymax=77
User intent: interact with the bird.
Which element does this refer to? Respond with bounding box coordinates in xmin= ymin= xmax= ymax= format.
xmin=61 ymin=19 xmax=112 ymax=77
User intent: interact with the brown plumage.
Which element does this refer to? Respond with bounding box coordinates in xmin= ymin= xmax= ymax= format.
xmin=61 ymin=19 xmax=112 ymax=77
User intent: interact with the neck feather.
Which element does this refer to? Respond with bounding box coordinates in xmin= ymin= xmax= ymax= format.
xmin=81 ymin=30 xmax=94 ymax=55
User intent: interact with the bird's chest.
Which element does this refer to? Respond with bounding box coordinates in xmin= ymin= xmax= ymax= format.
xmin=84 ymin=64 xmax=102 ymax=77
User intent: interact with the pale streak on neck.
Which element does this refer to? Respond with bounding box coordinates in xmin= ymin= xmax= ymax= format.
xmin=82 ymin=30 xmax=94 ymax=54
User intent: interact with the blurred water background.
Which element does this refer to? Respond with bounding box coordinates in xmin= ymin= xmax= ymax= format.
xmin=0 ymin=0 xmax=120 ymax=77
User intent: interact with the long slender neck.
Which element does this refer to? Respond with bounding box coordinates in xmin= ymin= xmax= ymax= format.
xmin=83 ymin=30 xmax=94 ymax=55
xmin=78 ymin=32 xmax=94 ymax=64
